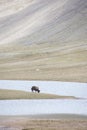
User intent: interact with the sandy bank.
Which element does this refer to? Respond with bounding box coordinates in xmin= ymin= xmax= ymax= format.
xmin=0 ymin=114 xmax=87 ymax=130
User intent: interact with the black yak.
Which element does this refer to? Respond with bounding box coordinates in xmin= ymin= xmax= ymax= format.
xmin=31 ymin=86 xmax=40 ymax=93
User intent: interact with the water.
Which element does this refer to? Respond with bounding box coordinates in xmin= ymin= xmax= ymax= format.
xmin=0 ymin=80 xmax=87 ymax=98
xmin=0 ymin=99 xmax=87 ymax=116
xmin=0 ymin=80 xmax=87 ymax=116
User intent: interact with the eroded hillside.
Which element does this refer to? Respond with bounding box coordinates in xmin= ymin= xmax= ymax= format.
xmin=0 ymin=0 xmax=87 ymax=82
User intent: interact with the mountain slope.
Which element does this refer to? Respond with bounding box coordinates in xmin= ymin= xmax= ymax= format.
xmin=0 ymin=0 xmax=87 ymax=44
xmin=0 ymin=0 xmax=87 ymax=82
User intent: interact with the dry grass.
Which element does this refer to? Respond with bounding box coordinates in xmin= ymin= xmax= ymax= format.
xmin=0 ymin=116 xmax=87 ymax=130
xmin=0 ymin=89 xmax=76 ymax=100
xmin=22 ymin=119 xmax=87 ymax=130
xmin=0 ymin=43 xmax=87 ymax=83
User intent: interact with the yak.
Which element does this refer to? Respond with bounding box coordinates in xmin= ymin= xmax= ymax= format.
xmin=31 ymin=86 xmax=40 ymax=93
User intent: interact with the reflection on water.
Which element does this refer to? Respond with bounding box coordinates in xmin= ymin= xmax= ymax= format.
xmin=0 ymin=99 xmax=87 ymax=116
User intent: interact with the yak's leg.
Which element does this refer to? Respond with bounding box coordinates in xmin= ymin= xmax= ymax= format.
xmin=31 ymin=88 xmax=34 ymax=92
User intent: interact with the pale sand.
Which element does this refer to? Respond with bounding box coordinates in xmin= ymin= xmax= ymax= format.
xmin=0 ymin=0 xmax=87 ymax=83
xmin=0 ymin=114 xmax=87 ymax=130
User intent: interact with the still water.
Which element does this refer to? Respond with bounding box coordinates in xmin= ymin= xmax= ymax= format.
xmin=0 ymin=99 xmax=87 ymax=116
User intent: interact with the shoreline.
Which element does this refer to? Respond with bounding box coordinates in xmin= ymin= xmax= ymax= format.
xmin=0 ymin=114 xmax=87 ymax=119
xmin=0 ymin=114 xmax=87 ymax=130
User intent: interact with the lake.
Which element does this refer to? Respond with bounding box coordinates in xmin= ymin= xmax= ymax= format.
xmin=0 ymin=80 xmax=87 ymax=98
xmin=0 ymin=80 xmax=87 ymax=116
xmin=0 ymin=99 xmax=87 ymax=116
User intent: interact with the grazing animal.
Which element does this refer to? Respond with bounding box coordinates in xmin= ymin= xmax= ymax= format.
xmin=31 ymin=86 xmax=40 ymax=93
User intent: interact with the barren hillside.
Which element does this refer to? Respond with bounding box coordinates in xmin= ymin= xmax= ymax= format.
xmin=0 ymin=0 xmax=87 ymax=82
